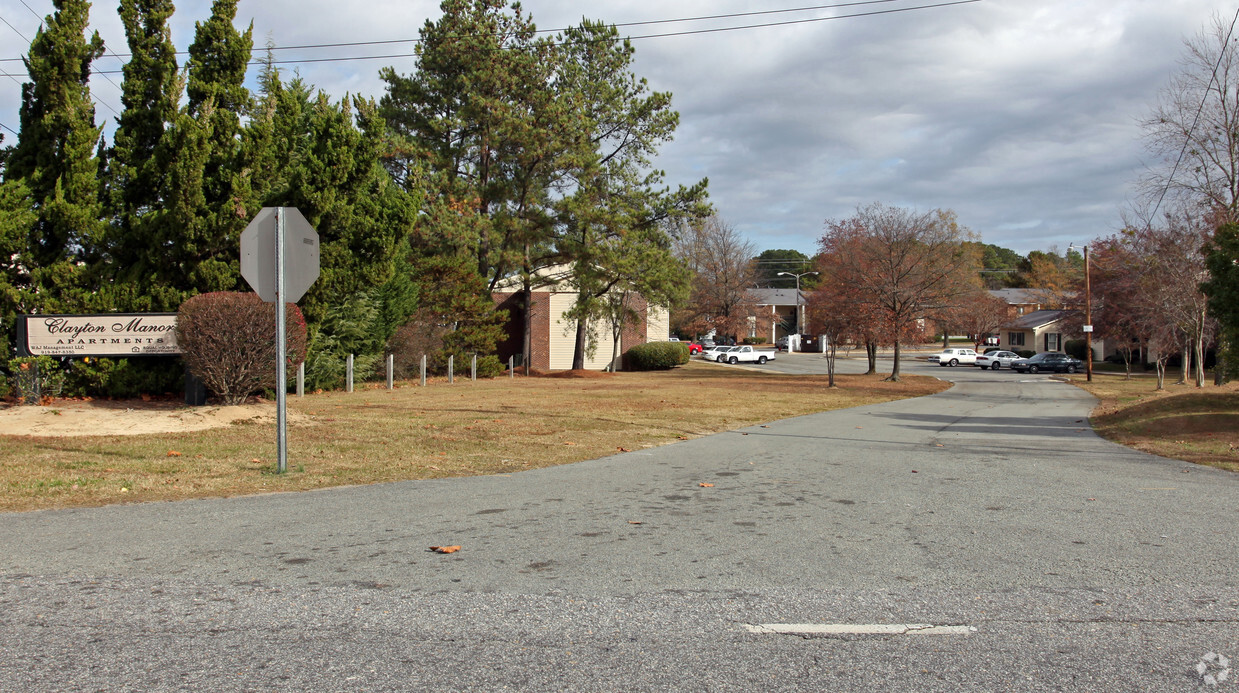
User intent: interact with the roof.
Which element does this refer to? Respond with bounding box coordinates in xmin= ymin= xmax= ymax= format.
xmin=1008 ymin=309 xmax=1067 ymax=329
xmin=989 ymin=288 xmax=1046 ymax=305
xmin=747 ymin=288 xmax=807 ymax=306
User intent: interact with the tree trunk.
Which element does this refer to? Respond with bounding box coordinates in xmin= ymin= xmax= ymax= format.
xmin=1194 ymin=317 xmax=1205 ymax=387
xmin=1177 ymin=345 xmax=1189 ymax=385
xmin=886 ymin=340 xmax=902 ymax=381
xmin=826 ymin=343 xmax=837 ymax=388
xmin=572 ymin=315 xmax=588 ymax=371
xmin=865 ymin=342 xmax=877 ymax=375
xmin=1156 ymin=359 xmax=1167 ymax=390
xmin=521 ymin=246 xmax=532 ymax=376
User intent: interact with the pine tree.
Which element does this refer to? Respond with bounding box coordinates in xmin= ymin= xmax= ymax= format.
xmin=6 ymin=0 xmax=106 ymax=312
xmin=95 ymin=0 xmax=180 ymax=310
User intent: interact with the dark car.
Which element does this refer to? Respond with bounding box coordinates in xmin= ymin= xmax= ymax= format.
xmin=1010 ymin=352 xmax=1083 ymax=374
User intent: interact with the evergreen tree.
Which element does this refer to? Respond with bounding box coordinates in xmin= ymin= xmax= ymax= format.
xmin=101 ymin=0 xmax=179 ymax=302
xmin=6 ymin=0 xmax=105 ymax=312
xmin=160 ymin=0 xmax=253 ymax=297
xmin=554 ymin=20 xmax=707 ymax=368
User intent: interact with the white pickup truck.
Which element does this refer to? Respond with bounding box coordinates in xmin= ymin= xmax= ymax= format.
xmin=721 ymin=345 xmax=777 ymax=365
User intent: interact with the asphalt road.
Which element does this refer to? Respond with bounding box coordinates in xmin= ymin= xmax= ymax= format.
xmin=1 ymin=356 xmax=1236 ymax=691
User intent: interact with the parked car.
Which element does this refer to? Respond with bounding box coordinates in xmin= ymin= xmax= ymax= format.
xmin=1010 ymin=352 xmax=1084 ymax=374
xmin=687 ymin=341 xmax=703 ymax=355
xmin=722 ymin=345 xmax=777 ymax=365
xmin=927 ymin=348 xmax=978 ymax=367
xmin=698 ymin=345 xmax=728 ymax=361
xmin=713 ymin=346 xmax=741 ymax=363
xmin=975 ymin=350 xmax=1022 ymax=370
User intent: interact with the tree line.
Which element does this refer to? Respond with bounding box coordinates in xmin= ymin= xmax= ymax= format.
xmin=0 ymin=0 xmax=709 ymax=397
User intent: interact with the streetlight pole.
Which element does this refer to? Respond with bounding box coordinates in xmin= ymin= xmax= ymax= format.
xmin=1069 ymin=244 xmax=1093 ymax=382
xmin=777 ymin=271 xmax=818 ymax=336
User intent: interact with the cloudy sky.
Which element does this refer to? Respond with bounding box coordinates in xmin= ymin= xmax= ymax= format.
xmin=0 ymin=0 xmax=1234 ymax=257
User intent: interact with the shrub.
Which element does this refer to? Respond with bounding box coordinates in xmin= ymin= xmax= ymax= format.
xmin=474 ymin=355 xmax=504 ymax=378
xmin=626 ymin=341 xmax=689 ymax=370
xmin=176 ymin=292 xmax=307 ymax=405
xmin=62 ymin=356 xmax=184 ymax=399
xmin=1064 ymin=339 xmax=1089 ymax=360
xmin=7 ymin=356 xmax=65 ymax=404
xmin=1015 ymin=349 xmax=1036 ymax=358
xmin=742 ymin=336 xmax=764 ymax=345
xmin=304 ymin=291 xmax=385 ymax=390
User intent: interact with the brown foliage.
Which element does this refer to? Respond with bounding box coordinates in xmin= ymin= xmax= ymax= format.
xmin=176 ymin=292 xmax=307 ymax=405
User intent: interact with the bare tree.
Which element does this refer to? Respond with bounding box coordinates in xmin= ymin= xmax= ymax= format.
xmin=672 ymin=215 xmax=759 ymax=341
xmin=818 ymin=204 xmax=979 ymax=381
xmin=1141 ymin=11 xmax=1239 ymax=223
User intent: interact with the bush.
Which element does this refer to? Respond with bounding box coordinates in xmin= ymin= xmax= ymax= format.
xmin=474 ymin=355 xmax=504 ymax=378
xmin=62 ymin=356 xmax=184 ymax=399
xmin=1064 ymin=339 xmax=1089 ymax=360
xmin=1015 ymin=349 xmax=1035 ymax=358
xmin=176 ymin=292 xmax=307 ymax=405
xmin=7 ymin=356 xmax=65 ymax=404
xmin=626 ymin=341 xmax=689 ymax=370
xmin=742 ymin=336 xmax=764 ymax=345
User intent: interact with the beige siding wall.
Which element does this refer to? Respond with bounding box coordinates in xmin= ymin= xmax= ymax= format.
xmin=547 ymin=293 xmax=613 ymax=371
xmin=646 ymin=305 xmax=669 ymax=341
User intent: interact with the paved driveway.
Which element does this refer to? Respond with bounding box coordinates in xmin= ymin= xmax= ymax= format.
xmin=1 ymin=360 xmax=1235 ymax=691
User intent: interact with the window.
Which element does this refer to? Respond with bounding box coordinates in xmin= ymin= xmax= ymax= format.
xmin=1008 ymin=332 xmax=1025 ymax=346
xmin=1045 ymin=333 xmax=1060 ymax=352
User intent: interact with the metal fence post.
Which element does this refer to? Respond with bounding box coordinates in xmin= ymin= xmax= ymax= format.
xmin=420 ymin=354 xmax=426 ymax=387
xmin=297 ymin=362 xmax=304 ymax=397
xmin=346 ymin=353 xmax=354 ymax=393
xmin=471 ymin=354 xmax=477 ymax=382
xmin=387 ymin=353 xmax=394 ymax=390
xmin=448 ymin=355 xmax=454 ymax=384
xmin=509 ymin=355 xmax=514 ymax=379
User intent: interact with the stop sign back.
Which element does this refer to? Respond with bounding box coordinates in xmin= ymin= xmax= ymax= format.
xmin=240 ymin=207 xmax=320 ymax=303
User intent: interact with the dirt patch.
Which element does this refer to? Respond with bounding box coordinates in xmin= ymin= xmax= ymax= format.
xmin=0 ymin=399 xmax=308 ymax=437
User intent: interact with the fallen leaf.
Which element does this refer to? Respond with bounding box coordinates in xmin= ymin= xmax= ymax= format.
xmin=564 ymin=441 xmax=577 ymax=446
xmin=1087 ymin=498 xmax=1097 ymax=501
xmin=429 ymin=545 xmax=461 ymax=554
xmin=677 ymin=435 xmax=689 ymax=440
xmin=627 ymin=520 xmax=643 ymax=525
xmin=250 ymin=458 xmax=261 ymax=463
xmin=166 ymin=450 xmax=182 ymax=457
xmin=911 ymin=470 xmax=918 ymax=474
xmin=427 ymin=465 xmax=441 ymax=470
xmin=617 ymin=447 xmax=631 ymax=452
xmin=760 ymin=425 xmax=770 ymax=428
xmin=741 ymin=433 xmax=749 ymax=436
xmin=699 ymin=482 xmax=714 ymax=487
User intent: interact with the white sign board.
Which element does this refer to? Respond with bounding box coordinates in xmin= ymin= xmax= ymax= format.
xmin=1082 ymin=325 xmax=1093 ymax=333
xmin=20 ymin=314 xmax=180 ymax=356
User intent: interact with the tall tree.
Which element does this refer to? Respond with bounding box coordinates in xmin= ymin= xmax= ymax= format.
xmin=554 ymin=19 xmax=706 ymax=369
xmin=1141 ymin=12 xmax=1239 ymax=223
xmin=819 ymin=204 xmax=979 ymax=381
xmin=752 ymin=249 xmax=817 ymax=289
xmin=98 ymin=0 xmax=180 ymax=309
xmin=673 ymin=215 xmax=758 ymax=342
xmin=1202 ymin=222 xmax=1239 ymax=378
xmin=6 ymin=0 xmax=105 ymax=312
xmin=164 ymin=0 xmax=253 ymax=296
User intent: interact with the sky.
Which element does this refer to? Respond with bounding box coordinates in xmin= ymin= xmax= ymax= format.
xmin=0 ymin=0 xmax=1235 ymax=257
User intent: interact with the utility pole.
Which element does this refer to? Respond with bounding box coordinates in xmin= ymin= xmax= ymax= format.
xmin=777 ymin=271 xmax=818 ymax=335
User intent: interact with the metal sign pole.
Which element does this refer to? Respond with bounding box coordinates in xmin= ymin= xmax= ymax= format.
xmin=276 ymin=207 xmax=288 ymax=474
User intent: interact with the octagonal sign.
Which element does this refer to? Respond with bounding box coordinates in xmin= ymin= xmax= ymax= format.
xmin=240 ymin=207 xmax=320 ymax=303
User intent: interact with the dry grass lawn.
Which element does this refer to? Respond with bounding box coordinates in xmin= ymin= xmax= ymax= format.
xmin=1071 ymin=371 xmax=1239 ymax=473
xmin=0 ymin=361 xmax=947 ymax=513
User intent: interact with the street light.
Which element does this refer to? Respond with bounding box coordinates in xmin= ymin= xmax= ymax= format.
xmin=1067 ymin=243 xmax=1093 ymax=382
xmin=777 ymin=271 xmax=818 ymax=336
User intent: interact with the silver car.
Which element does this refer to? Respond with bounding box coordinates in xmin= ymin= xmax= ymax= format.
xmin=975 ymin=350 xmax=1022 ymax=370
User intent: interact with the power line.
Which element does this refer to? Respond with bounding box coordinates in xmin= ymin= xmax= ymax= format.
xmin=0 ymin=0 xmax=963 ymax=63
xmin=0 ymin=0 xmax=982 ymax=74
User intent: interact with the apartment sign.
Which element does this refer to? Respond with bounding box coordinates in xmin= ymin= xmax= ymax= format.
xmin=19 ymin=314 xmax=181 ymax=357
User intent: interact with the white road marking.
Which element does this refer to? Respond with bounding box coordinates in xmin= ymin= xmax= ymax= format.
xmin=745 ymin=623 xmax=974 ymax=635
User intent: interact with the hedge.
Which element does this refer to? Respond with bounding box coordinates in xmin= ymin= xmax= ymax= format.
xmin=626 ymin=341 xmax=690 ymax=370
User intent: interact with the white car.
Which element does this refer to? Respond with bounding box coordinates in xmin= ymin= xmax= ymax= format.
xmin=927 ymin=348 xmax=978 ymax=367
xmin=698 ymin=345 xmax=733 ymax=362
xmin=975 ymin=350 xmax=1021 ymax=370
xmin=722 ymin=345 xmax=777 ymax=365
